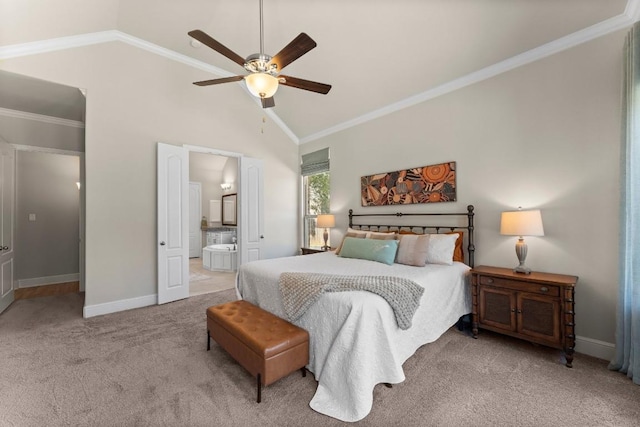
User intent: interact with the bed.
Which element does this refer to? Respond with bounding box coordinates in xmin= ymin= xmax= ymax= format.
xmin=235 ymin=206 xmax=475 ymax=422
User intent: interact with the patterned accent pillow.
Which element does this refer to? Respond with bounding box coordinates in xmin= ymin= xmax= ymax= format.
xmin=367 ymin=231 xmax=396 ymax=240
xmin=338 ymin=237 xmax=399 ymax=265
xmin=448 ymin=232 xmax=464 ymax=263
xmin=396 ymin=234 xmax=430 ymax=266
xmin=335 ymin=230 xmax=367 ymax=255
xmin=368 ymin=232 xmax=397 ymax=240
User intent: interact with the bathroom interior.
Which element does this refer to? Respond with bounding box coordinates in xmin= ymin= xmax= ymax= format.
xmin=189 ymin=152 xmax=238 ymax=297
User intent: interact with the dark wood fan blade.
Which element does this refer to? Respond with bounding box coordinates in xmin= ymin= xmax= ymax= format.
xmin=188 ymin=30 xmax=246 ymax=67
xmin=268 ymin=33 xmax=317 ymax=72
xmin=193 ymin=76 xmax=244 ymax=86
xmin=261 ymin=97 xmax=275 ymax=108
xmin=279 ymin=75 xmax=331 ymax=94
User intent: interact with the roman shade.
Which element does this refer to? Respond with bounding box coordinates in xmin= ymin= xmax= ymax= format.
xmin=301 ymin=148 xmax=329 ymax=176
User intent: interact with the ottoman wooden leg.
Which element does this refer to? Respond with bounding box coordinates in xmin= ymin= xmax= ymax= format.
xmin=207 ymin=330 xmax=211 ymax=351
xmin=257 ymin=374 xmax=262 ymax=403
xmin=300 ymin=367 xmax=306 ymax=377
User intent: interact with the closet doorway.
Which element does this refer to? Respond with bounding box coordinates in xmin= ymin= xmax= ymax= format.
xmin=13 ymin=148 xmax=84 ymax=300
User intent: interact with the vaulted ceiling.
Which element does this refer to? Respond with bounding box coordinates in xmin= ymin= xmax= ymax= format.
xmin=0 ymin=0 xmax=635 ymax=144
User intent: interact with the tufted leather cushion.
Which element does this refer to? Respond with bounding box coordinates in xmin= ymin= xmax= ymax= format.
xmin=207 ymin=300 xmax=309 ymax=386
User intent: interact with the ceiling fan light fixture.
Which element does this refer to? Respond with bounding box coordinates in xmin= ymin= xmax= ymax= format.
xmin=245 ymin=72 xmax=279 ymax=99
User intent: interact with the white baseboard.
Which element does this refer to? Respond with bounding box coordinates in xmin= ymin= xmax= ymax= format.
xmin=575 ymin=335 xmax=615 ymax=361
xmin=83 ymin=293 xmax=157 ymax=318
xmin=18 ymin=273 xmax=80 ymax=288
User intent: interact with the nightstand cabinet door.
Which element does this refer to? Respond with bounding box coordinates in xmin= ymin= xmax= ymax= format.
xmin=517 ymin=292 xmax=561 ymax=345
xmin=479 ymin=286 xmax=516 ymax=332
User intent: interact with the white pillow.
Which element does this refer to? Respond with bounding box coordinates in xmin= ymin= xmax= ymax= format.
xmin=425 ymin=233 xmax=458 ymax=265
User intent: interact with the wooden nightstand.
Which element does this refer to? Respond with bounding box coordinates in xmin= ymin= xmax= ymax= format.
xmin=470 ymin=265 xmax=578 ymax=367
xmin=300 ymin=247 xmax=331 ymax=255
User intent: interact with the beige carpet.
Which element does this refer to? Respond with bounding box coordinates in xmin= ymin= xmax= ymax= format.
xmin=1 ymin=291 xmax=639 ymax=426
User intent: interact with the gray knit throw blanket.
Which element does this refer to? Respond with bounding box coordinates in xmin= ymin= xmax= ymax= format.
xmin=279 ymin=272 xmax=425 ymax=330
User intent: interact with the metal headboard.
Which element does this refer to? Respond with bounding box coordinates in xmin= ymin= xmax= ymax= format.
xmin=348 ymin=205 xmax=475 ymax=267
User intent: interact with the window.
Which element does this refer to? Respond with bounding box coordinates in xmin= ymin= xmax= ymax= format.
xmin=301 ymin=148 xmax=330 ymax=248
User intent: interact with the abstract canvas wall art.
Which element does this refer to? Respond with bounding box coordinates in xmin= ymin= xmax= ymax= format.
xmin=361 ymin=162 xmax=456 ymax=206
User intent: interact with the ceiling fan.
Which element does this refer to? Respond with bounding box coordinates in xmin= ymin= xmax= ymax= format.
xmin=188 ymin=0 xmax=331 ymax=109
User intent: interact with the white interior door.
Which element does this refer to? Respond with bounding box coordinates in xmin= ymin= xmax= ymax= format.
xmin=239 ymin=156 xmax=264 ymax=265
xmin=0 ymin=139 xmax=15 ymax=314
xmin=188 ymin=182 xmax=202 ymax=258
xmin=157 ymin=143 xmax=189 ymax=304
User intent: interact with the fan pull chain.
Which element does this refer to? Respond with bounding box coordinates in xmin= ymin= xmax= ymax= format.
xmin=261 ymin=116 xmax=266 ymax=134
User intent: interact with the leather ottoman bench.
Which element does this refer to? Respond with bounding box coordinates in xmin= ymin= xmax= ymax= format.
xmin=206 ymin=300 xmax=309 ymax=403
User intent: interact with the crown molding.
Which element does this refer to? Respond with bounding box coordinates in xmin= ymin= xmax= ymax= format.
xmin=0 ymin=31 xmax=116 ymax=60
xmin=111 ymin=32 xmax=234 ymax=78
xmin=625 ymin=0 xmax=640 ymax=22
xmin=0 ymin=30 xmax=232 ymax=79
xmin=0 ymin=30 xmax=299 ymax=143
xmin=299 ymin=12 xmax=633 ymax=144
xmin=12 ymin=144 xmax=84 ymax=157
xmin=1 ymin=4 xmax=635 ymax=147
xmin=0 ymin=107 xmax=85 ymax=128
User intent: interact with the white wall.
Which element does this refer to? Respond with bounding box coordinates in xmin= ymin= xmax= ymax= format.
xmin=0 ymin=41 xmax=300 ymax=310
xmin=301 ymin=30 xmax=625 ymax=351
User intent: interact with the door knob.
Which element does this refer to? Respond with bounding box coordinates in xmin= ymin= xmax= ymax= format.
xmin=260 ymin=235 xmax=264 ymax=239
xmin=1 ymin=246 xmax=7 ymax=251
xmin=160 ymin=241 xmax=166 ymax=246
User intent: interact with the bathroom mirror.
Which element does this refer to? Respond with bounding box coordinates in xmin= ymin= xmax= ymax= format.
xmin=222 ymin=193 xmax=237 ymax=226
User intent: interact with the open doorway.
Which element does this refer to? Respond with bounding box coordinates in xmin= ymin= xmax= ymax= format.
xmin=13 ymin=149 xmax=83 ymax=300
xmin=157 ymin=142 xmax=263 ymax=305
xmin=188 ymin=151 xmax=238 ymax=297
xmin=0 ymin=70 xmax=86 ymax=315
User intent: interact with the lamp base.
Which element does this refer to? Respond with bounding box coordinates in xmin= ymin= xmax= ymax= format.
xmin=513 ymin=265 xmax=532 ymax=275
xmin=322 ymin=228 xmax=329 ymax=251
xmin=513 ymin=237 xmax=532 ymax=274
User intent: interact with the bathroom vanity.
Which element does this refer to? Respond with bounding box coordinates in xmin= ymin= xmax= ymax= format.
xmin=205 ymin=229 xmax=235 ymax=246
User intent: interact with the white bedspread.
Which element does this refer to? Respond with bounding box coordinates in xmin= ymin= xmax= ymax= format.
xmin=236 ymin=251 xmax=471 ymax=422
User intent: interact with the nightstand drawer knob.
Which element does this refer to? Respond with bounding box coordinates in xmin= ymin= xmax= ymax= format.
xmin=511 ymin=308 xmax=515 ymax=313
xmin=486 ymin=278 xmax=494 ymax=284
xmin=540 ymin=287 xmax=549 ymax=292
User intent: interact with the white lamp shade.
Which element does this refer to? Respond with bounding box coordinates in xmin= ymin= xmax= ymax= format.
xmin=316 ymin=214 xmax=335 ymax=228
xmin=245 ymin=73 xmax=279 ymax=98
xmin=500 ymin=209 xmax=544 ymax=236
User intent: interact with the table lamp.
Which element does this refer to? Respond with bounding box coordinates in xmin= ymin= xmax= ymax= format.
xmin=316 ymin=214 xmax=335 ymax=251
xmin=500 ymin=208 xmax=544 ymax=274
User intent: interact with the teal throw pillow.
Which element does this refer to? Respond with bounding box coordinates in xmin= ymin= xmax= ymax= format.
xmin=338 ymin=236 xmax=399 ymax=265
